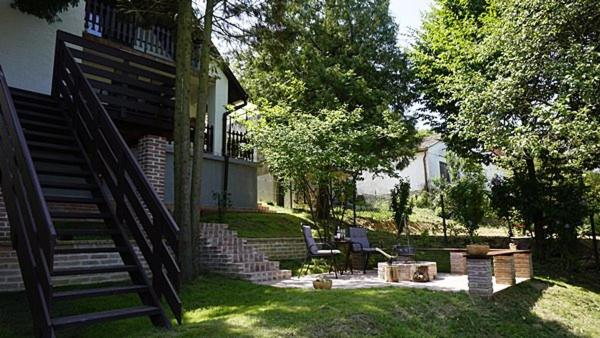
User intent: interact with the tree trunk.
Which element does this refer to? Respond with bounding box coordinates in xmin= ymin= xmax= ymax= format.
xmin=316 ymin=184 xmax=330 ymax=220
xmin=175 ymin=0 xmax=193 ymax=282
xmin=525 ymin=157 xmax=545 ymax=258
xmin=191 ymin=0 xmax=216 ymax=271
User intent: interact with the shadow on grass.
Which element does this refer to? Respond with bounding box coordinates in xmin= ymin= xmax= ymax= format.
xmin=0 ymin=274 xmax=593 ymax=338
xmin=534 ymin=262 xmax=600 ymax=294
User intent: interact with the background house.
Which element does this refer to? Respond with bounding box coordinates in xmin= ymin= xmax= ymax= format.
xmin=356 ymin=135 xmax=505 ymax=196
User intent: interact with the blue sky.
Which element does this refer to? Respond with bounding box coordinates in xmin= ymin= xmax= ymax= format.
xmin=389 ymin=0 xmax=434 ymax=48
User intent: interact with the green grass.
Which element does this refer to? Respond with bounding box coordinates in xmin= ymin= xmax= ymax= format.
xmin=1 ymin=271 xmax=598 ymax=338
xmin=200 ymin=211 xmax=310 ymax=238
xmin=199 ymin=205 xmax=508 ymax=240
xmin=357 ymin=207 xmax=508 ymax=237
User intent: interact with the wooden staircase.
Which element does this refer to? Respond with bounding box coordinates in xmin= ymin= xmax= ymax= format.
xmin=0 ymin=32 xmax=181 ymax=337
xmin=9 ymin=87 xmax=171 ymax=334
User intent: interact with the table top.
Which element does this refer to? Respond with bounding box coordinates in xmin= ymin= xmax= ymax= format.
xmin=380 ymin=261 xmax=437 ymax=267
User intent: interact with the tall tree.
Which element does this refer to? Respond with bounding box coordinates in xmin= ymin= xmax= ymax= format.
xmin=191 ymin=0 xmax=216 ymax=248
xmin=242 ymin=0 xmax=419 ymax=225
xmin=174 ymin=0 xmax=194 ymax=282
xmin=119 ymin=0 xmax=258 ymax=278
xmin=412 ymin=0 xmax=600 ymax=257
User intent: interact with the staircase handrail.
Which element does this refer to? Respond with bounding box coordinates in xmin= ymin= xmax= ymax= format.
xmin=52 ymin=30 xmax=181 ymax=323
xmin=0 ymin=65 xmax=55 ymax=336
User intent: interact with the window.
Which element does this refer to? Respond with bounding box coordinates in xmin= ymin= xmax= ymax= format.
xmin=439 ymin=162 xmax=450 ymax=183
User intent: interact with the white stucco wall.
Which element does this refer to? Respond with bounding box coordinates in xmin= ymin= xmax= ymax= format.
xmin=483 ymin=162 xmax=506 ymax=185
xmin=424 ymin=142 xmax=446 ymax=189
xmin=357 ymin=152 xmax=427 ymax=196
xmin=0 ymin=1 xmax=84 ymax=94
xmin=211 ymin=65 xmax=229 ymax=156
xmin=357 ymin=141 xmax=506 ymax=196
xmin=398 ymin=152 xmax=427 ymax=192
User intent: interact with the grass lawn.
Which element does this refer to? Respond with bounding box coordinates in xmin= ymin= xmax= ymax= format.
xmin=201 ymin=210 xmax=310 ymax=238
xmin=0 ymin=271 xmax=598 ymax=338
xmin=205 ymin=204 xmax=508 ymax=240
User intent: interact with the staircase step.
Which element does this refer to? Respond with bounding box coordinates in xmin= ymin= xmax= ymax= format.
xmin=10 ymin=87 xmax=56 ymax=105
xmin=53 ymin=285 xmax=148 ymax=302
xmin=36 ymin=166 xmax=92 ymax=177
xmin=51 ymin=211 xmax=111 ymax=219
xmin=241 ymin=269 xmax=293 ymax=282
xmin=52 ymin=265 xmax=138 ymax=276
xmin=17 ymin=109 xmax=64 ymax=123
xmin=55 ymin=246 xmax=127 ymax=255
xmin=56 ymin=228 xmax=119 ymax=237
xmin=24 ymin=129 xmax=74 ymax=142
xmin=14 ymin=100 xmax=62 ymax=113
xmin=28 ymin=141 xmax=79 ymax=153
xmin=197 ymin=223 xmax=290 ymax=283
xmin=51 ymin=306 xmax=160 ymax=331
xmin=45 ymin=195 xmax=104 ymax=204
xmin=31 ymin=152 xmax=85 ymax=165
xmin=19 ymin=118 xmax=69 ymax=132
xmin=41 ymin=180 xmax=97 ymax=190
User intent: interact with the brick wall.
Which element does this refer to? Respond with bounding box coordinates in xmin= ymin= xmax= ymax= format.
xmin=493 ymin=255 xmax=516 ymax=285
xmin=0 ymin=188 xmax=8 ymax=241
xmin=0 ymin=241 xmax=149 ymax=292
xmin=244 ymin=237 xmax=306 ymax=260
xmin=136 ymin=134 xmax=167 ymax=200
xmin=450 ymin=251 xmax=466 ymax=274
xmin=514 ymin=252 xmax=533 ymax=279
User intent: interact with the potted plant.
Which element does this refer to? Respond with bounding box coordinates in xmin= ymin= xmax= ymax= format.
xmin=466 ymin=243 xmax=489 ymax=256
xmin=312 ymin=278 xmax=333 ymax=289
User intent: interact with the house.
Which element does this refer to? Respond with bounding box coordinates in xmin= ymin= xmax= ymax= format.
xmin=356 ymin=135 xmax=505 ymax=196
xmin=0 ymin=0 xmax=256 ymax=335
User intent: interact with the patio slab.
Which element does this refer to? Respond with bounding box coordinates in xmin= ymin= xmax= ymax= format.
xmin=259 ymin=271 xmax=528 ymax=293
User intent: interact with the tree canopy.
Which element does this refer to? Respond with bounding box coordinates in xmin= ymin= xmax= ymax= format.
xmin=412 ymin=0 xmax=600 ymax=259
xmin=242 ymin=0 xmax=419 ymax=224
xmin=11 ymin=0 xmax=80 ymax=22
xmin=412 ymin=0 xmax=600 ymax=171
xmin=243 ymin=1 xmax=418 ymax=171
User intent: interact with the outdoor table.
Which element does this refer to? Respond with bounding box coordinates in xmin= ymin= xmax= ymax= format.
xmin=334 ymin=238 xmax=354 ymax=274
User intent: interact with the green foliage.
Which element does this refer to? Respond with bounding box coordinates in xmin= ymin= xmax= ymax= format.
xmin=412 ymin=191 xmax=432 ymax=209
xmin=389 ymin=178 xmax=413 ymax=237
xmin=446 ymin=175 xmax=487 ymax=239
xmin=242 ymin=0 xmax=419 ymax=226
xmin=429 ymin=152 xmax=488 ymax=239
xmin=11 ymin=0 xmax=79 ymax=22
xmin=490 ymin=176 xmax=521 ymax=237
xmin=584 ymin=171 xmax=600 ymax=213
xmin=413 ymin=0 xmax=600 ymax=170
xmin=200 ymin=211 xmax=309 ymax=238
xmin=490 ymin=168 xmax=588 ymax=266
xmin=412 ymin=0 xmax=600 ymax=259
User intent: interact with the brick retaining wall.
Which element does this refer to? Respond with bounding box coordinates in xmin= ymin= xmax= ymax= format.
xmin=0 ymin=236 xmax=303 ymax=292
xmin=244 ymin=237 xmax=306 ymax=260
xmin=0 ymin=241 xmax=149 ymax=292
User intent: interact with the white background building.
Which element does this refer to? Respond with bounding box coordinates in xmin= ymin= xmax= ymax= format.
xmin=357 ymin=136 xmax=505 ymax=196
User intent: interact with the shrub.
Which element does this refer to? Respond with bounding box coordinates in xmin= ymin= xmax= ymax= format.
xmin=390 ymin=178 xmax=413 ymax=238
xmin=446 ymin=175 xmax=487 ymax=239
xmin=412 ymin=191 xmax=432 ymax=209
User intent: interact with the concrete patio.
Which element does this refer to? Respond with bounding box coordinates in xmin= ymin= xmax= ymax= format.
xmin=259 ymin=271 xmax=528 ymax=293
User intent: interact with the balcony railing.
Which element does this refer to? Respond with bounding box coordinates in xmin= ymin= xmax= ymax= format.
xmin=226 ymin=127 xmax=253 ymax=161
xmin=85 ymin=0 xmax=175 ymax=60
